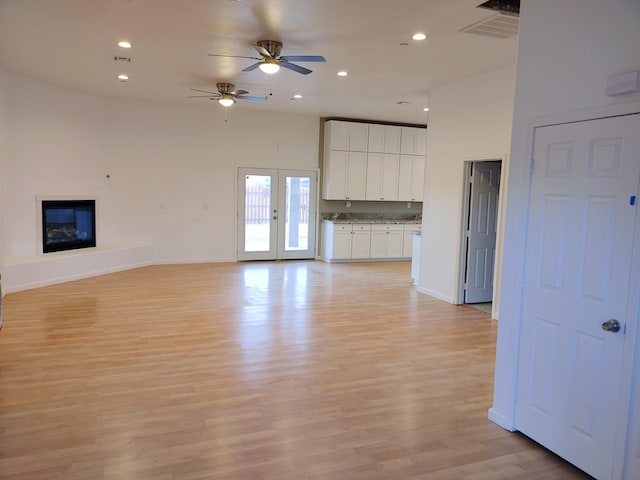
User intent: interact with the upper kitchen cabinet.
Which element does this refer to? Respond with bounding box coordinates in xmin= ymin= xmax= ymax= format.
xmin=400 ymin=127 xmax=427 ymax=156
xmin=323 ymin=150 xmax=367 ymax=200
xmin=398 ymin=155 xmax=426 ymax=202
xmin=325 ymin=120 xmax=369 ymax=152
xmin=367 ymin=124 xmax=401 ymax=154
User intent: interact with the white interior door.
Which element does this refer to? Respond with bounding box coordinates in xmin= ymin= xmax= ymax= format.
xmin=465 ymin=161 xmax=501 ymax=303
xmin=237 ymin=168 xmax=317 ymax=261
xmin=516 ymin=114 xmax=640 ymax=479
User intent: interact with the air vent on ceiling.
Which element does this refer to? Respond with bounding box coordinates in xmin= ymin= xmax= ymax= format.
xmin=459 ymin=13 xmax=519 ymax=39
xmin=113 ymin=56 xmax=132 ymax=63
xmin=476 ymin=0 xmax=520 ymax=17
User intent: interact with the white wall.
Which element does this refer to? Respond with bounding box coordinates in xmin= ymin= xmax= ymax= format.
xmin=492 ymin=1 xmax=640 ymax=477
xmin=0 ymin=66 xmax=8 ymax=290
xmin=3 ymin=72 xmax=320 ymax=290
xmin=418 ymin=65 xmax=515 ymax=305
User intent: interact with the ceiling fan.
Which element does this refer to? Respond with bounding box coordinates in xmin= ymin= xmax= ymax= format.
xmin=188 ymin=83 xmax=267 ymax=107
xmin=209 ymin=40 xmax=326 ymax=75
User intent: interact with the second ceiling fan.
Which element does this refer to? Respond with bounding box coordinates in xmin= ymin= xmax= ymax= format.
xmin=209 ymin=40 xmax=326 ymax=75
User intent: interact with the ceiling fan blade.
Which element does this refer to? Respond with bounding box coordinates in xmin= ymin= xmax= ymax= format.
xmin=237 ymin=95 xmax=268 ymax=102
xmin=231 ymin=89 xmax=249 ymax=96
xmin=189 ymin=88 xmax=219 ymax=95
xmin=280 ymin=61 xmax=312 ymax=75
xmin=281 ymin=55 xmax=326 ymax=63
xmin=187 ymin=95 xmax=219 ymax=98
xmin=242 ymin=62 xmax=262 ymax=72
xmin=208 ymin=54 xmax=262 ymax=61
xmin=252 ymin=44 xmax=272 ymax=58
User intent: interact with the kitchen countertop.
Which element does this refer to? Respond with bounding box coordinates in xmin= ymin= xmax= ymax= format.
xmin=322 ymin=214 xmax=422 ymax=225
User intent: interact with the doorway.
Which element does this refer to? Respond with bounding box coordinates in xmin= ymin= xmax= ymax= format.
xmin=458 ymin=160 xmax=502 ymax=310
xmin=237 ymin=168 xmax=318 ymax=261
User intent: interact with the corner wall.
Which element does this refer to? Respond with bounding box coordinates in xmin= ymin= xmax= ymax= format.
xmin=418 ymin=64 xmax=516 ymax=307
xmin=2 ymin=73 xmax=320 ymax=292
xmin=493 ymin=1 xmax=640 ymax=477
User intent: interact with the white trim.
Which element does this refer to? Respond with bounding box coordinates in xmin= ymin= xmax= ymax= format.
xmin=416 ymin=286 xmax=455 ymax=304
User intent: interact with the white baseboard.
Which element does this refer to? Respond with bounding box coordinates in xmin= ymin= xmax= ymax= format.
xmin=3 ymin=244 xmax=153 ymax=293
xmin=416 ymin=286 xmax=455 ymax=304
xmin=488 ymin=407 xmax=516 ymax=431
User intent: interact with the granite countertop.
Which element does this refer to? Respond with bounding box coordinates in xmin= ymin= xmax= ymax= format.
xmin=322 ymin=213 xmax=422 ymax=224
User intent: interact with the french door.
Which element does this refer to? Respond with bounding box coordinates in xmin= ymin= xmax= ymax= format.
xmin=237 ymin=168 xmax=317 ymax=261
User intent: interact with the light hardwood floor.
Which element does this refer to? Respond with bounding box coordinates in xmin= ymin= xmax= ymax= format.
xmin=0 ymin=261 xmax=591 ymax=479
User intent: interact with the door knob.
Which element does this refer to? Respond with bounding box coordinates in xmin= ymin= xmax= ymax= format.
xmin=602 ymin=319 xmax=621 ymax=333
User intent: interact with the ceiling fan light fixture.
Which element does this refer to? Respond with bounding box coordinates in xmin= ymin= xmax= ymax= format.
xmin=259 ymin=60 xmax=280 ymax=74
xmin=218 ymin=96 xmax=235 ymax=107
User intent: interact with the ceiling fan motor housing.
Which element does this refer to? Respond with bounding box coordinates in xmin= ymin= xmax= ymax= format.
xmin=216 ymin=83 xmax=235 ymax=94
xmin=257 ymin=40 xmax=282 ymax=57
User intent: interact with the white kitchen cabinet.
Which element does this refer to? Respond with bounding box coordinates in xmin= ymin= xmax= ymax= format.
xmin=368 ymin=124 xmax=401 ymax=154
xmin=400 ymin=127 xmax=427 ymax=156
xmin=370 ymin=224 xmax=404 ymax=258
xmin=322 ymin=221 xmax=371 ymax=261
xmin=325 ymin=120 xmax=368 ymax=152
xmin=402 ymin=224 xmax=422 ymax=258
xmin=365 ymin=153 xmax=399 ymax=201
xmin=398 ymin=155 xmax=425 ymax=201
xmin=323 ymin=150 xmax=367 ymax=200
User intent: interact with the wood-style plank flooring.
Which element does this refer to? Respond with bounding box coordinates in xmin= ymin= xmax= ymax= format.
xmin=0 ymin=261 xmax=591 ymax=479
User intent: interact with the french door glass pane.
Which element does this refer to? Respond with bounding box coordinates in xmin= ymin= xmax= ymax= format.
xmin=244 ymin=175 xmax=271 ymax=252
xmin=284 ymin=176 xmax=310 ymax=251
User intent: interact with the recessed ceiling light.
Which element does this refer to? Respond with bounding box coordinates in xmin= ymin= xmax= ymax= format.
xmin=118 ymin=41 xmax=132 ymax=49
xmin=117 ymin=74 xmax=129 ymax=81
xmin=423 ymin=107 xmax=430 ymax=112
xmin=337 ymin=71 xmax=348 ymax=77
xmin=412 ymin=33 xmax=427 ymax=41
xmin=293 ymin=94 xmax=303 ymax=99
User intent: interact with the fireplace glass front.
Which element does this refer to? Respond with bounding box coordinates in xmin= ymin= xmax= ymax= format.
xmin=42 ymin=200 xmax=96 ymax=253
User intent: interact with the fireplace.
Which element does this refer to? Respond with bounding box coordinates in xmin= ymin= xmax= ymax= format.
xmin=42 ymin=199 xmax=96 ymax=253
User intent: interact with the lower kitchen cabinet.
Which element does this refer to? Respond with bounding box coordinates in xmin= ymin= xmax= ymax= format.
xmin=321 ymin=222 xmax=371 ymax=260
xmin=402 ymin=224 xmax=422 ymax=257
xmin=370 ymin=224 xmax=404 ymax=258
xmin=322 ymin=221 xmax=418 ymax=262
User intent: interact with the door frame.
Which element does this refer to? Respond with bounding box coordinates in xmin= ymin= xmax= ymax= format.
xmin=490 ymin=101 xmax=640 ymax=480
xmin=455 ymin=157 xmax=505 ymax=318
xmin=235 ymin=166 xmax=320 ymax=262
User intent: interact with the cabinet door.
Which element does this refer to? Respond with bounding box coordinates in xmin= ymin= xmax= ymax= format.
xmin=349 ymin=123 xmax=369 ymax=152
xmin=397 ymin=156 xmax=414 ymax=201
xmin=365 ymin=153 xmax=383 ymax=200
xmin=326 ymin=120 xmax=349 ymax=150
xmin=401 ymin=127 xmax=427 ymax=155
xmin=346 ymin=152 xmax=367 ymax=200
xmin=351 ymin=230 xmax=371 ymax=258
xmin=323 ymin=150 xmax=348 ymax=199
xmin=380 ymin=154 xmax=399 ymax=201
xmin=387 ymin=230 xmax=404 ymax=257
xmin=333 ymin=230 xmax=352 ymax=259
xmin=384 ymin=125 xmax=402 ymax=153
xmin=415 ymin=128 xmax=427 ymax=156
xmin=367 ymin=124 xmax=385 ymax=153
xmin=402 ymin=225 xmax=422 ymax=257
xmin=409 ymin=155 xmax=425 ymax=201
xmin=370 ymin=231 xmax=387 ymax=258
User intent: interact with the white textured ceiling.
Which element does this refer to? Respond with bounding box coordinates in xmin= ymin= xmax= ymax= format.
xmin=0 ymin=0 xmax=518 ymax=125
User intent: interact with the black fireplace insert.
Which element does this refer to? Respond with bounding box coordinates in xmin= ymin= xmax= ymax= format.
xmin=42 ymin=200 xmax=96 ymax=253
